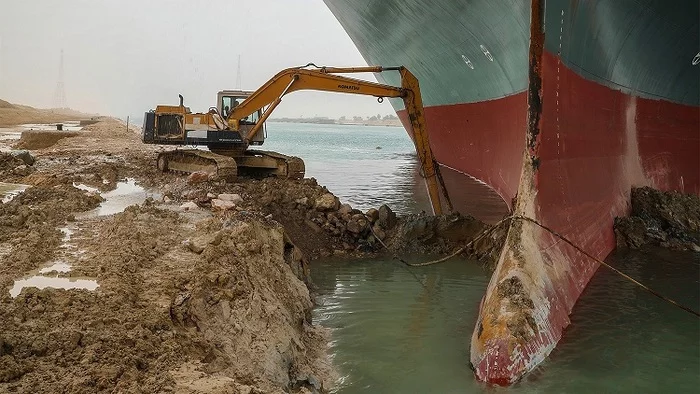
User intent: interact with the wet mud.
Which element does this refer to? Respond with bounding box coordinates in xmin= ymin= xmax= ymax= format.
xmin=615 ymin=187 xmax=700 ymax=251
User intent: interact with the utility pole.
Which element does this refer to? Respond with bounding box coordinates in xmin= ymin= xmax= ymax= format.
xmin=53 ymin=49 xmax=67 ymax=109
xmin=235 ymin=54 xmax=242 ymax=90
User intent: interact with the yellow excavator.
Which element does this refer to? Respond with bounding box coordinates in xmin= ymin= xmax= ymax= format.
xmin=142 ymin=64 xmax=448 ymax=214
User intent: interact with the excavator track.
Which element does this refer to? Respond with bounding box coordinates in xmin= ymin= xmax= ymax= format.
xmin=157 ymin=149 xmax=238 ymax=181
xmin=245 ymin=150 xmax=305 ymax=180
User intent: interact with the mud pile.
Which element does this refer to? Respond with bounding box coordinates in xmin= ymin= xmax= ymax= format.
xmin=614 ymin=187 xmax=700 ymax=251
xmin=0 ymin=151 xmax=35 ymax=182
xmin=16 ymin=130 xmax=82 ymax=150
xmin=154 ymin=175 xmax=501 ymax=265
xmin=0 ymin=182 xmax=102 ymax=282
xmin=0 ymin=204 xmax=333 ymax=393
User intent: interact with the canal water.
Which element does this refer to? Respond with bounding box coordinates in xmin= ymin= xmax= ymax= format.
xmin=266 ymin=122 xmax=699 ymax=392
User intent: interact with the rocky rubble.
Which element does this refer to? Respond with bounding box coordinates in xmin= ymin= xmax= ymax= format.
xmin=614 ymin=187 xmax=700 ymax=251
xmin=151 ymin=176 xmax=502 ymax=264
xmin=0 ymin=151 xmax=36 ymax=181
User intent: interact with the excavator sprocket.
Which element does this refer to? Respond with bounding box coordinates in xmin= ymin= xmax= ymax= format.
xmin=157 ymin=149 xmax=238 ymax=181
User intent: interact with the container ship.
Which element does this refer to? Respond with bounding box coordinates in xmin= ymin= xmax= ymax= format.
xmin=324 ymin=0 xmax=700 ymax=385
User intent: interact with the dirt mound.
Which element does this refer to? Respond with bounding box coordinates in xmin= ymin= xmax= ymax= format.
xmin=0 ymin=152 xmax=25 ymax=173
xmin=0 ymin=204 xmax=333 ymax=393
xmin=384 ymin=212 xmax=486 ymax=255
xmin=0 ymin=100 xmax=95 ymax=127
xmin=614 ymin=187 xmax=700 ymax=250
xmin=0 ymin=183 xmax=102 ymax=281
xmin=16 ymin=130 xmax=82 ymax=150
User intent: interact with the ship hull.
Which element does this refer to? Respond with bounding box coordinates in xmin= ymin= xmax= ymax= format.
xmin=325 ymin=0 xmax=700 ymax=385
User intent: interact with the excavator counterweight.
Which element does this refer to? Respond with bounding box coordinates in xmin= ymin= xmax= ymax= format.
xmin=142 ymin=64 xmax=448 ymax=214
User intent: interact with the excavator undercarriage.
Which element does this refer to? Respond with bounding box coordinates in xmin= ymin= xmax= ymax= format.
xmin=142 ymin=94 xmax=304 ymax=182
xmin=154 ymin=149 xmax=304 ymax=182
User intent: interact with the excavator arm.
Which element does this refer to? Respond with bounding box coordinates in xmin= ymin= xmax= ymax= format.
xmin=228 ymin=64 xmax=451 ymax=215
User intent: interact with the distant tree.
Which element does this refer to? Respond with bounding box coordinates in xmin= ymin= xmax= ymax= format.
xmin=339 ymin=116 xmax=346 ymax=121
xmin=353 ymin=116 xmax=363 ymax=121
xmin=369 ymin=115 xmax=378 ymax=121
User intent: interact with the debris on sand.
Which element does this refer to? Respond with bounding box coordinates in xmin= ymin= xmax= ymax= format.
xmin=614 ymin=187 xmax=700 ymax=251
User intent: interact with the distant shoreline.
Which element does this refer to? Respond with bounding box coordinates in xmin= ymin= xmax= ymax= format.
xmin=269 ymin=118 xmax=404 ymax=128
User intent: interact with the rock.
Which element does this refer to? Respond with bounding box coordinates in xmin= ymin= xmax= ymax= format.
xmin=10 ymin=150 xmax=35 ymax=166
xmin=295 ymin=197 xmax=309 ymax=207
xmin=346 ymin=219 xmax=362 ymax=234
xmin=183 ymin=235 xmax=212 ymax=254
xmin=211 ymin=199 xmax=236 ymax=211
xmin=217 ymin=193 xmax=243 ymax=203
xmin=338 ymin=204 xmax=352 ymax=215
xmin=236 ymin=384 xmax=253 ymax=394
xmin=366 ymin=208 xmax=379 ymax=223
xmin=614 ymin=187 xmax=700 ymax=250
xmin=206 ymin=192 xmax=217 ymax=199
xmin=12 ymin=165 xmax=30 ymax=176
xmin=187 ymin=171 xmax=210 ymax=184
xmin=372 ymin=224 xmax=386 ymax=241
xmin=378 ymin=204 xmax=397 ymax=229
xmin=163 ymin=196 xmax=172 ymax=203
xmin=315 ymin=193 xmax=339 ymax=211
xmin=180 ymin=201 xmax=199 ymax=211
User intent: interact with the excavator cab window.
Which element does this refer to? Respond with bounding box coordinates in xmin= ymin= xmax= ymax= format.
xmin=242 ymin=109 xmax=261 ymax=125
xmin=221 ymin=96 xmax=238 ymax=117
xmin=221 ymin=95 xmax=261 ymax=125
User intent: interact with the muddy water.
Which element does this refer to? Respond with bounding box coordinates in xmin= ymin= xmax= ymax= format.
xmin=76 ymin=178 xmax=159 ymax=218
xmin=268 ymin=123 xmax=698 ymax=391
xmin=312 ymin=249 xmax=699 ymax=392
xmin=21 ymin=121 xmax=83 ymax=131
xmin=0 ymin=182 xmax=29 ymax=203
xmin=9 ymin=276 xmax=99 ymax=297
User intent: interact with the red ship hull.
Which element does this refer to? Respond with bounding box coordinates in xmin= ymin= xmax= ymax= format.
xmin=400 ymin=49 xmax=699 ymax=384
xmin=326 ymin=0 xmax=699 ymax=385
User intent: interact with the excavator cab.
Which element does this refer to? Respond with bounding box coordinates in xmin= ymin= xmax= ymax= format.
xmin=216 ymin=90 xmax=265 ymax=145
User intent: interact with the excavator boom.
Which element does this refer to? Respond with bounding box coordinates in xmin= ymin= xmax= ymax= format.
xmin=143 ymin=64 xmax=449 ymax=215
xmin=227 ymin=64 xmax=448 ymax=215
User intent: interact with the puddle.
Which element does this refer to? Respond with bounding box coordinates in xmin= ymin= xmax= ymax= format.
xmin=0 ymin=182 xmax=30 ymax=203
xmin=75 ymin=178 xmax=159 ymax=218
xmin=9 ymin=275 xmax=99 ymax=297
xmin=59 ymin=226 xmax=74 ymax=242
xmin=72 ymin=182 xmax=100 ymax=193
xmin=21 ymin=121 xmax=83 ymax=131
xmin=0 ymin=128 xmax=22 ymax=141
xmin=39 ymin=261 xmax=72 ymax=274
xmin=9 ymin=256 xmax=98 ymax=297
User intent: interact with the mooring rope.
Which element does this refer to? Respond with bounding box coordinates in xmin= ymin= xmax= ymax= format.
xmin=369 ymin=214 xmax=700 ymax=318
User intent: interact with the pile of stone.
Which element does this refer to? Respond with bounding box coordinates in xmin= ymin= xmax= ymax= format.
xmin=0 ymin=150 xmax=35 ymax=178
xmin=614 ymin=187 xmax=700 ymax=251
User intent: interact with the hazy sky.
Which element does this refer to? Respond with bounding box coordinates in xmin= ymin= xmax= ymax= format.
xmin=0 ymin=0 xmax=395 ymax=119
